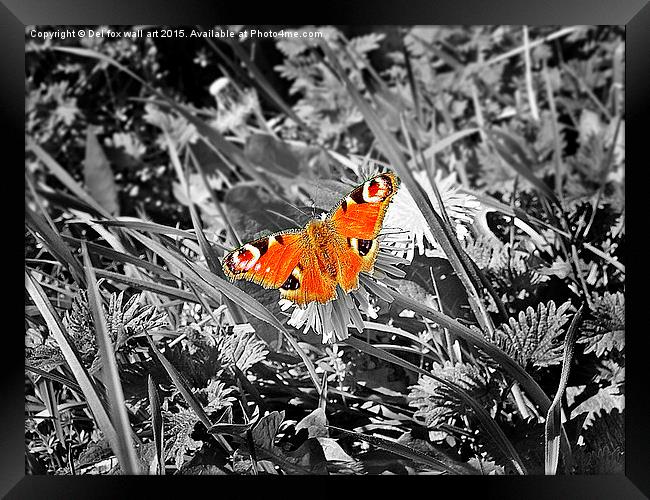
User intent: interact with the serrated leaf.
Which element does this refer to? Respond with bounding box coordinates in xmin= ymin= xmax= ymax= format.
xmin=567 ymin=383 xmax=624 ymax=429
xmin=490 ymin=300 xmax=572 ymax=368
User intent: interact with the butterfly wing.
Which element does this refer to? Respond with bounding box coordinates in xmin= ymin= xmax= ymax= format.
xmin=327 ymin=172 xmax=399 ymax=292
xmin=222 ymin=230 xmax=306 ymax=290
xmin=222 ymin=229 xmax=338 ymax=306
xmin=327 ymin=172 xmax=400 ymax=240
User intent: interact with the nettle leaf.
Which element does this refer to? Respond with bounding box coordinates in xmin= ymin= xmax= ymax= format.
xmin=579 ymin=292 xmax=624 ymax=356
xmin=25 ymin=342 xmax=66 ymax=372
xmin=75 ymin=439 xmax=114 ymax=468
xmin=47 ymin=290 xmax=168 ymax=371
xmin=567 ymin=369 xmax=624 ymax=430
xmin=216 ymin=330 xmax=269 ymax=373
xmin=408 ymin=361 xmax=497 ymax=427
xmin=61 ymin=291 xmax=98 ymax=364
xmin=461 ymin=233 xmax=504 ymax=270
xmin=572 ymin=385 xmax=625 ymax=428
xmin=393 ymin=279 xmax=438 ymax=311
xmin=233 ymin=410 xmax=332 ymax=474
xmin=489 ymin=300 xmax=572 ymax=368
xmin=573 ymin=409 xmax=624 ymax=474
xmin=467 ymin=456 xmax=506 ymax=475
xmin=107 ymin=292 xmax=167 ymax=348
xmin=164 ymin=407 xmax=202 ymax=470
xmin=461 ymin=236 xmax=549 ymax=303
xmin=203 ymin=377 xmax=237 ymax=411
xmin=347 ymin=33 xmax=386 ymax=67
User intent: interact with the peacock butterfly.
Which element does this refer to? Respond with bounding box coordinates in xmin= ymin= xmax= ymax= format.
xmin=222 ymin=171 xmax=400 ymax=306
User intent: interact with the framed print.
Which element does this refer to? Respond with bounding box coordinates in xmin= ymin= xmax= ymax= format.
xmin=11 ymin=0 xmax=649 ymax=497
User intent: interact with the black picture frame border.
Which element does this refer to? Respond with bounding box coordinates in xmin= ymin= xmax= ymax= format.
xmin=10 ymin=1 xmax=648 ymax=497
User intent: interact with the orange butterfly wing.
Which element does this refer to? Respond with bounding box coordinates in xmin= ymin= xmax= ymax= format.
xmin=222 ymin=230 xmax=305 ymax=289
xmin=222 ymin=229 xmax=338 ymax=306
xmin=328 ymin=172 xmax=399 ymax=292
xmin=328 ymin=172 xmax=400 ymax=240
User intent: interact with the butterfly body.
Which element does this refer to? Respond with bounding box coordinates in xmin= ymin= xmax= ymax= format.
xmin=223 ymin=172 xmax=399 ymax=306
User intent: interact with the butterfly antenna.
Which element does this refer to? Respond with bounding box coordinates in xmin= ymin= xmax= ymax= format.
xmin=278 ymin=198 xmax=313 ymax=220
xmin=265 ymin=209 xmax=302 ymax=229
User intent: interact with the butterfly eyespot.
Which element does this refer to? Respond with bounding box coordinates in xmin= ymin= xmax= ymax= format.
xmin=225 ymin=244 xmax=261 ymax=274
xmin=347 ymin=237 xmax=374 ymax=257
xmin=358 ymin=174 xmax=394 ymax=203
xmin=281 ymin=273 xmax=300 ymax=290
xmin=357 ymin=239 xmax=373 ymax=256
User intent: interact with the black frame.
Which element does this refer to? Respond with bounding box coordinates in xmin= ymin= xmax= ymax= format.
xmin=11 ymin=1 xmax=649 ymax=497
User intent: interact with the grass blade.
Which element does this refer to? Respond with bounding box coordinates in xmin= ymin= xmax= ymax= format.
xmin=328 ymin=425 xmax=475 ymax=475
xmin=83 ymin=219 xmax=198 ymax=241
xmin=147 ymin=375 xmax=165 ymax=475
xmin=26 ymin=365 xmax=82 ymax=394
xmin=545 ymin=304 xmax=584 ymax=474
xmin=487 ymin=129 xmax=561 ymax=207
xmin=27 ymin=137 xmax=111 ymax=218
xmin=93 ymin=268 xmax=205 ymax=305
xmin=26 ymin=204 xmax=86 ymax=285
xmin=81 ymin=243 xmax=140 ymax=474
